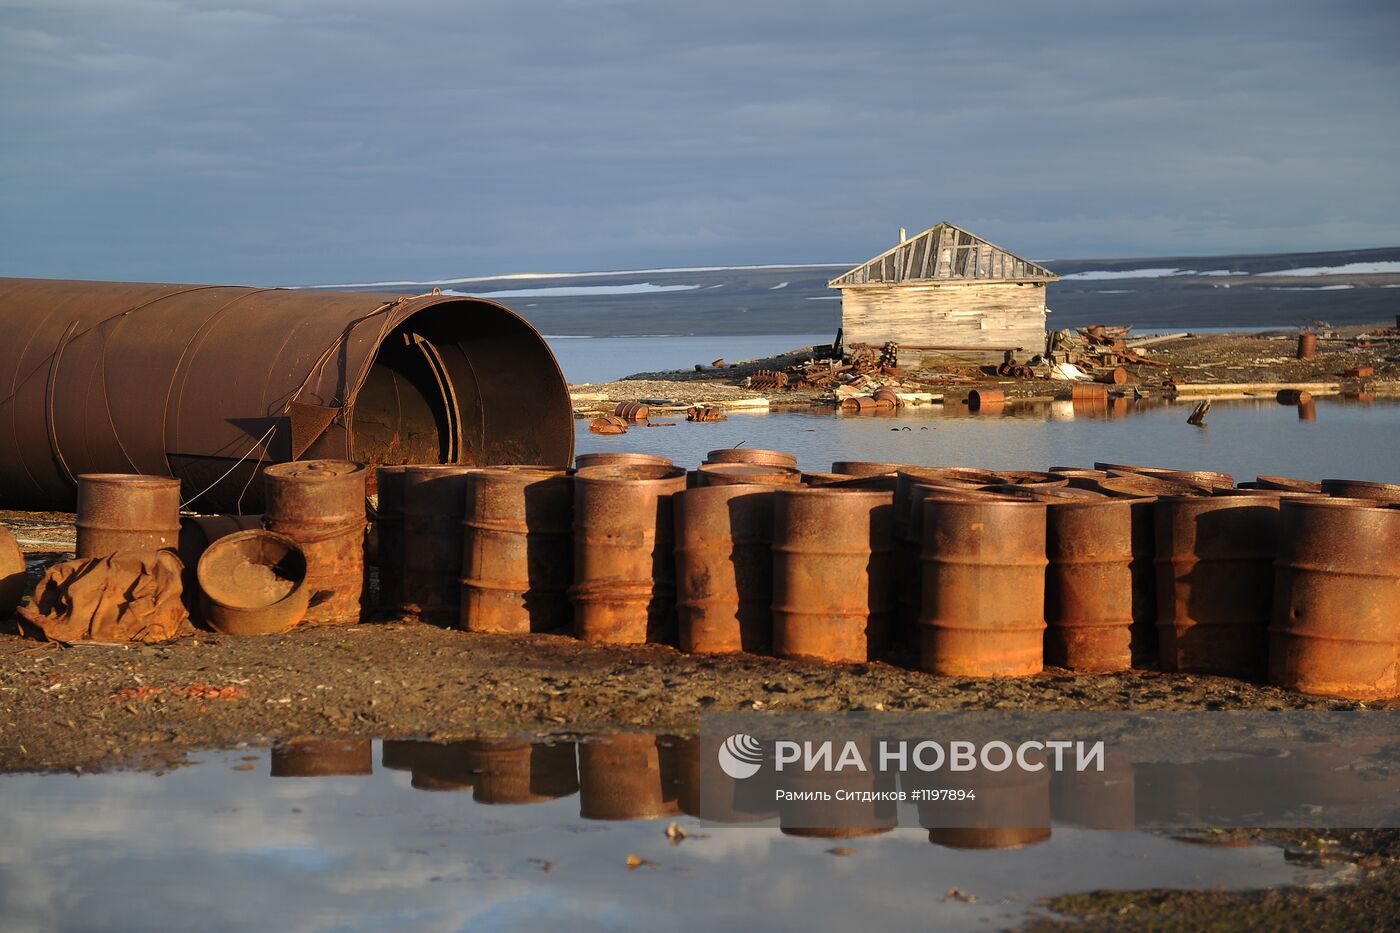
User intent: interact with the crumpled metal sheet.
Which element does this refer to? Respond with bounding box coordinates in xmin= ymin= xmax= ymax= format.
xmin=18 ymin=550 xmax=191 ymax=643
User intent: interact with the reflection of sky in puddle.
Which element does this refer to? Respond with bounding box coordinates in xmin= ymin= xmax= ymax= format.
xmin=576 ymin=397 xmax=1400 ymax=484
xmin=0 ymin=738 xmax=1320 ymax=932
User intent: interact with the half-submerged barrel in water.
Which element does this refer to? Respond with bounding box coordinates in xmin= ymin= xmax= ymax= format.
xmin=920 ymin=496 xmax=1048 ymax=676
xmin=460 ymin=466 xmax=573 ymax=634
xmin=771 ymin=488 xmax=894 ymax=663
xmin=570 ymin=463 xmax=688 ymax=645
xmin=1270 ymin=497 xmax=1400 ymax=699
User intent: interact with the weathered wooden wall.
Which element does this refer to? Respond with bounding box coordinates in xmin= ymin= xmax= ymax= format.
xmin=839 ymin=282 xmax=1047 ymax=357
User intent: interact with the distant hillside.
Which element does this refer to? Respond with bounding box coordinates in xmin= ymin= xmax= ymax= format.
xmin=306 ymin=247 xmax=1400 ymax=337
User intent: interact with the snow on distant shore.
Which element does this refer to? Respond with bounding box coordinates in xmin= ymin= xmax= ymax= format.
xmin=302 ymin=262 xmax=847 ymax=290
xmin=1269 ymin=261 xmax=1400 ymax=277
xmin=441 ymin=283 xmax=701 ymax=299
xmin=1060 ymin=268 xmax=1187 ymax=280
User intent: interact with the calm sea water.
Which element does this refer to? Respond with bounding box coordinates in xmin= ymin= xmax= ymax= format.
xmin=547 ymin=333 xmax=831 ymax=384
xmin=576 ymin=395 xmax=1400 ymax=484
xmin=0 ymin=738 xmax=1315 ymax=933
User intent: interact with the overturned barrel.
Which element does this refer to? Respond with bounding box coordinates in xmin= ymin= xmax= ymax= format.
xmin=920 ymin=496 xmax=1048 ymax=676
xmin=373 ymin=465 xmax=408 ymax=610
xmin=674 ymin=484 xmax=775 ymax=654
xmin=402 ymin=465 xmax=477 ymax=623
xmin=1270 ymin=497 xmax=1400 ymax=699
xmin=1155 ymin=496 xmax=1281 ymax=679
xmin=75 ymin=474 xmax=181 ymax=559
xmin=771 ymin=488 xmax=894 ymax=663
xmin=262 ymin=460 xmax=368 ymax=625
xmin=460 ymin=466 xmax=573 ymax=634
xmin=1044 ymin=499 xmax=1135 ymax=671
xmin=0 ymin=278 xmax=573 ymax=513
xmin=570 ymin=463 xmax=688 ymax=645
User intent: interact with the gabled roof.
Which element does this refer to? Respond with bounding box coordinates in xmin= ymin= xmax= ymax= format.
xmin=828 ymin=222 xmax=1058 ymax=287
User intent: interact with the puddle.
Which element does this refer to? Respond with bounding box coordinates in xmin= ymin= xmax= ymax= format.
xmin=0 ymin=736 xmax=1326 ymax=932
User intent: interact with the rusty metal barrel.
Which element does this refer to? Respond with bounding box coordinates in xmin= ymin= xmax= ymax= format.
xmin=920 ymin=496 xmax=1048 ymax=676
xmin=614 ymin=401 xmax=650 ymax=421
xmin=1 ymin=527 xmax=25 ymax=619
xmin=270 ymin=739 xmax=373 ymax=777
xmin=674 ymin=484 xmax=775 ymax=654
xmin=771 ymin=488 xmax=894 ymax=663
xmin=197 ymin=529 xmax=310 ymax=636
xmin=696 ymin=463 xmax=802 ymax=487
xmin=373 ymin=465 xmax=408 ymax=610
xmin=1296 ymin=332 xmax=1317 ymax=360
xmin=75 ymin=474 xmax=181 ymax=559
xmin=570 ymin=463 xmax=688 ymax=645
xmin=1044 ymin=499 xmax=1135 ymax=671
xmin=1276 ymin=389 xmax=1312 ymax=405
xmin=0 ymin=278 xmax=573 ymax=513
xmin=1256 ymin=474 xmax=1321 ymax=494
xmin=262 ymin=460 xmax=368 ymax=625
xmin=460 ymin=466 xmax=573 ymax=634
xmin=1154 ymin=496 xmax=1282 ymax=678
xmin=574 ymin=452 xmax=673 ymax=470
xmin=1270 ymin=497 xmax=1400 ymax=699
xmin=578 ymin=734 xmax=681 ymax=820
xmin=967 ymin=388 xmax=1004 ymax=410
xmin=402 ymin=465 xmax=477 ymax=623
xmin=831 ymin=461 xmax=906 ymax=477
xmin=1070 ymin=383 xmax=1109 ymax=401
xmin=1320 ymin=479 xmax=1400 ymax=502
xmin=704 ymin=448 xmax=798 ymax=469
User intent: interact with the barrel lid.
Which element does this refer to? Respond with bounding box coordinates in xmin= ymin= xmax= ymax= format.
xmin=264 ymin=459 xmax=365 ymax=480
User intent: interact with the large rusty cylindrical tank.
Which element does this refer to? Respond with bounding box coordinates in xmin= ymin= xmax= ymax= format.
xmin=673 ymin=484 xmax=776 ymax=654
xmin=569 ymin=463 xmax=688 ymax=645
xmin=1270 ymin=497 xmax=1400 ymax=699
xmin=402 ymin=465 xmax=477 ymax=623
xmin=770 ymin=488 xmax=895 ymax=663
xmin=460 ymin=466 xmax=573 ymax=634
xmin=74 ymin=474 xmax=182 ymax=559
xmin=1154 ymin=496 xmax=1281 ymax=679
xmin=0 ymin=278 xmax=573 ymax=514
xmin=920 ymin=496 xmax=1048 ymax=676
xmin=1044 ymin=499 xmax=1135 ymax=672
xmin=372 ymin=465 xmax=408 ymax=611
xmin=262 ymin=460 xmax=368 ymax=625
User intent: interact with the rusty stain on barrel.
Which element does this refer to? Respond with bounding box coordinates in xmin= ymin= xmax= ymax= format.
xmin=570 ymin=463 xmax=688 ymax=645
xmin=578 ymin=734 xmax=681 ymax=820
xmin=1044 ymin=499 xmax=1135 ymax=671
xmin=1155 ymin=496 xmax=1281 ymax=679
xmin=402 ymin=465 xmax=477 ymax=623
xmin=674 ymin=484 xmax=775 ymax=654
xmin=460 ymin=466 xmax=573 ymax=634
xmin=1320 ymin=479 xmax=1400 ymax=502
xmin=374 ymin=465 xmax=408 ymax=610
xmin=75 ymin=474 xmax=181 ymax=559
xmin=771 ymin=488 xmax=894 ymax=663
xmin=262 ymin=459 xmax=368 ymax=625
xmin=1296 ymin=332 xmax=1317 ymax=360
xmin=696 ymin=462 xmax=802 ymax=487
xmin=920 ymin=496 xmax=1047 ymax=676
xmin=1270 ymin=497 xmax=1400 ymax=699
xmin=704 ymin=448 xmax=798 ymax=469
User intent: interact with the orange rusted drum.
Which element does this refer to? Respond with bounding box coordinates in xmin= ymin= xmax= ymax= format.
xmin=1296 ymin=332 xmax=1317 ymax=360
xmin=574 ymin=452 xmax=673 ymax=470
xmin=919 ymin=496 xmax=1048 ymax=676
xmin=1044 ymin=499 xmax=1135 ymax=671
xmin=460 ymin=466 xmax=573 ymax=634
xmin=674 ymin=484 xmax=775 ymax=654
xmin=176 ymin=512 xmax=264 ymax=619
xmin=1256 ymin=475 xmax=1321 ymax=494
xmin=0 ymin=526 xmax=24 ymax=619
xmin=704 ymin=448 xmax=798 ymax=469
xmin=1320 ymin=479 xmax=1400 ymax=502
xmin=613 ymin=401 xmax=650 ymax=421
xmin=1097 ymin=463 xmax=1233 ymax=492
xmin=196 ymin=529 xmax=310 ymax=635
xmin=570 ymin=463 xmax=688 ymax=644
xmin=262 ymin=460 xmax=368 ymax=625
xmin=831 ymin=461 xmax=906 ymax=477
xmin=270 ymin=739 xmax=373 ymax=777
xmin=1276 ymin=389 xmax=1312 ymax=405
xmin=402 ymin=465 xmax=478 ymax=623
xmin=1155 ymin=496 xmax=1282 ymax=678
xmin=578 ymin=734 xmax=681 ymax=820
xmin=771 ymin=488 xmax=895 ymax=663
xmin=967 ymin=388 xmax=1004 ymax=410
xmin=1270 ymin=497 xmax=1400 ymax=699
xmin=1070 ymin=383 xmax=1109 ymax=401
xmin=75 ymin=474 xmax=181 ymax=559
xmin=462 ymin=739 xmax=580 ymax=805
xmin=696 ymin=462 xmax=802 ymax=487
xmin=373 ymin=465 xmax=408 ymax=610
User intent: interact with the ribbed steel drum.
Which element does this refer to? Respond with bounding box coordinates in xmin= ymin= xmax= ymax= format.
xmin=704 ymin=448 xmax=798 ymax=469
xmin=673 ymin=484 xmax=775 ymax=654
xmin=373 ymin=465 xmax=409 ymax=610
xmin=262 ymin=460 xmax=368 ymax=625
xmin=402 ymin=465 xmax=478 ymax=623
xmin=1044 ymin=499 xmax=1135 ymax=671
xmin=75 ymin=474 xmax=181 ymax=559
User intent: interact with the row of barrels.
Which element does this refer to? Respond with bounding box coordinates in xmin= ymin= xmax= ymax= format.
xmin=370 ymin=450 xmax=1400 ymax=701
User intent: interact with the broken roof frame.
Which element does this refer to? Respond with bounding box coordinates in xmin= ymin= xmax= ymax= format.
xmin=828 ymin=222 xmax=1059 ymax=288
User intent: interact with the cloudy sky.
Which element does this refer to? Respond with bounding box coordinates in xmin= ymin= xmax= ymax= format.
xmin=2 ymin=0 xmax=1397 ymax=285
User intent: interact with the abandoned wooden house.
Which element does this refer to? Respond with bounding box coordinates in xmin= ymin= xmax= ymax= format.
xmin=829 ymin=222 xmax=1058 ymax=363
